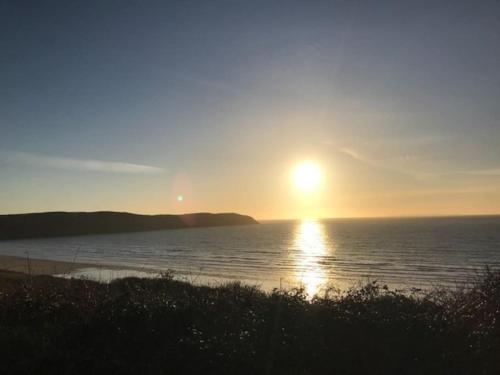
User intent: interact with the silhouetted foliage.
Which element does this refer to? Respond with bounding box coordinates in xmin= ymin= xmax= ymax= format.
xmin=0 ymin=270 xmax=499 ymax=374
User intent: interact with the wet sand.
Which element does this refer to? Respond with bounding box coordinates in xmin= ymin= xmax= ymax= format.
xmin=0 ymin=254 xmax=105 ymax=276
xmin=0 ymin=254 xmax=161 ymax=282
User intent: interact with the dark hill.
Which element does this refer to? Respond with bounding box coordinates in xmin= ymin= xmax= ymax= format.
xmin=0 ymin=211 xmax=258 ymax=240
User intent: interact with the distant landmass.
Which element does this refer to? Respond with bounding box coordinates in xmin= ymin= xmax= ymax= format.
xmin=0 ymin=211 xmax=259 ymax=240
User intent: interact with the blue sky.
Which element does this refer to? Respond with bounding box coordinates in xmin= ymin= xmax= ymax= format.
xmin=1 ymin=0 xmax=499 ymax=218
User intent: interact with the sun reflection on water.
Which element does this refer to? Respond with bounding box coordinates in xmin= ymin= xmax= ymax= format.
xmin=292 ymin=220 xmax=331 ymax=297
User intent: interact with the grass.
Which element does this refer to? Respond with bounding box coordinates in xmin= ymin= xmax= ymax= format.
xmin=0 ymin=269 xmax=499 ymax=374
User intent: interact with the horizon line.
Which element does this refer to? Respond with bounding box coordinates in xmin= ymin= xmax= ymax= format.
xmin=1 ymin=210 xmax=499 ymax=221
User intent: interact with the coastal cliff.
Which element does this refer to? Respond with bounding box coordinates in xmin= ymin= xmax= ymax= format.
xmin=0 ymin=211 xmax=258 ymax=240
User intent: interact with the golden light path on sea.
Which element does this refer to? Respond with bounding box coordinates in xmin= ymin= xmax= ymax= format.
xmin=292 ymin=219 xmax=331 ymax=297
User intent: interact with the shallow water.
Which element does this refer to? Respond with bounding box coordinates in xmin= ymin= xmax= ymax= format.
xmin=1 ymin=216 xmax=499 ymax=294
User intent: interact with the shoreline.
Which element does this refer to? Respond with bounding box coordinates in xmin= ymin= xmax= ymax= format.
xmin=0 ymin=254 xmax=271 ymax=289
xmin=0 ymin=253 xmax=474 ymax=292
xmin=0 ymin=253 xmax=489 ymax=293
xmin=0 ymin=254 xmax=124 ymax=277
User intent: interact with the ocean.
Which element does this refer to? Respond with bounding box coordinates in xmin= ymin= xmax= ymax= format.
xmin=0 ymin=216 xmax=499 ymax=294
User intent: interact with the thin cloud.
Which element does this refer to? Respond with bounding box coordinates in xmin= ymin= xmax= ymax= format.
xmin=335 ymin=146 xmax=424 ymax=180
xmin=338 ymin=147 xmax=366 ymax=162
xmin=337 ymin=146 xmax=384 ymax=169
xmin=464 ymin=168 xmax=500 ymax=176
xmin=356 ymin=186 xmax=497 ymax=199
xmin=3 ymin=151 xmax=164 ymax=174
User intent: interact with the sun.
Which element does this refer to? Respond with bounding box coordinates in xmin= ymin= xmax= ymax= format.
xmin=293 ymin=161 xmax=322 ymax=193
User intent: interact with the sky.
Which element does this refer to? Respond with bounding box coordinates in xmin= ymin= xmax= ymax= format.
xmin=1 ymin=0 xmax=499 ymax=219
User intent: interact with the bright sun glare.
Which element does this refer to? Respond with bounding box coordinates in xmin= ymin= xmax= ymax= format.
xmin=293 ymin=161 xmax=322 ymax=193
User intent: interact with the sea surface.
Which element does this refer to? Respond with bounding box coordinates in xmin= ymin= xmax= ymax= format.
xmin=0 ymin=216 xmax=499 ymax=295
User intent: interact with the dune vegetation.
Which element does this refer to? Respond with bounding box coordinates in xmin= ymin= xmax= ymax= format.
xmin=0 ymin=269 xmax=499 ymax=374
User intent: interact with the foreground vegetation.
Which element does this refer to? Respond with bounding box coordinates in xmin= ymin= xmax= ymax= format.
xmin=0 ymin=270 xmax=499 ymax=375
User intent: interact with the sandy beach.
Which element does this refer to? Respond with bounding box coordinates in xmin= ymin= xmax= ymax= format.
xmin=0 ymin=254 xmax=163 ymax=282
xmin=0 ymin=254 xmax=103 ymax=277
